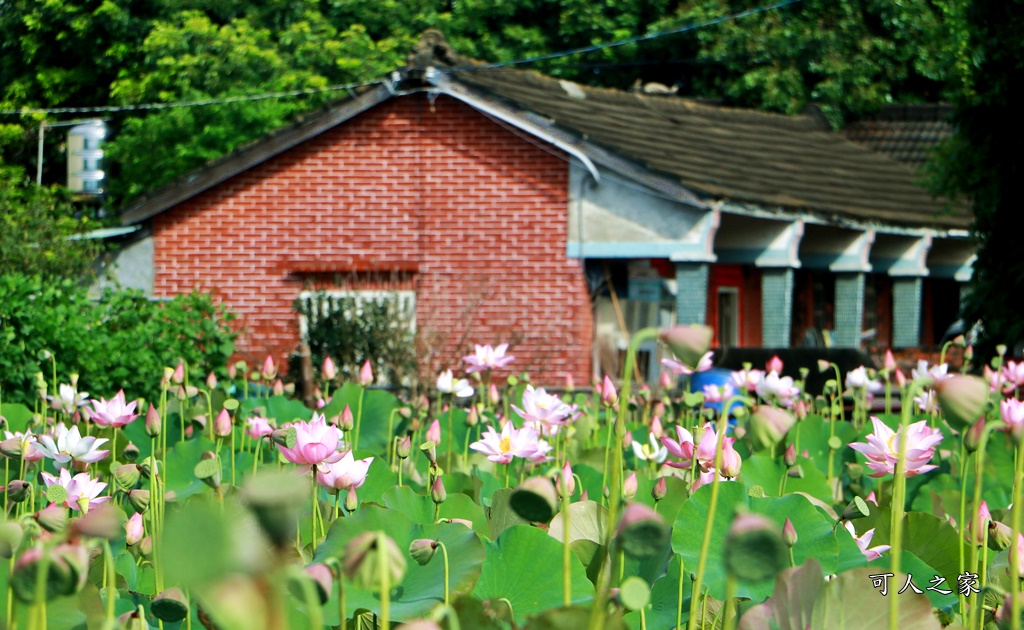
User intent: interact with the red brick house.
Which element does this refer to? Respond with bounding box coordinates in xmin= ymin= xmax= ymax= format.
xmin=115 ymin=32 xmax=973 ymax=384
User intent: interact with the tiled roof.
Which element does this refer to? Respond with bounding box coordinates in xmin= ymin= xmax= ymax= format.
xmin=450 ymin=67 xmax=970 ymax=228
xmin=842 ymin=104 xmax=955 ymax=171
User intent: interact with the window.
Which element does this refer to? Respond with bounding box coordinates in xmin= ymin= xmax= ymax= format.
xmin=297 ymin=290 xmax=416 ymax=340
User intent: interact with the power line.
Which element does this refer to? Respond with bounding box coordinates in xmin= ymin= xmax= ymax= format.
xmin=444 ymin=0 xmax=803 ymax=73
xmin=0 ymin=79 xmax=384 ymax=117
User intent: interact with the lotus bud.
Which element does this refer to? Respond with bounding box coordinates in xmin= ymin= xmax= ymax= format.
xmin=466 ymin=407 xmax=479 ymax=427
xmin=35 ymin=504 xmax=68 ymax=534
xmin=342 ymin=531 xmax=407 ymax=591
xmin=719 ymin=439 xmax=743 ymax=478
xmin=616 ymin=502 xmax=670 ymax=559
xmin=724 ymin=512 xmax=788 ymax=583
xmin=304 ymin=563 xmax=334 ymax=605
xmin=139 ymin=536 xmax=154 ymax=557
xmin=409 ymin=539 xmax=439 ymax=566
xmin=145 ymin=404 xmax=161 ymax=438
xmin=0 ymin=522 xmax=24 ymax=558
xmin=152 ymin=587 xmax=190 ymax=622
xmin=271 ymin=379 xmax=284 ymax=396
xmin=261 ymin=355 xmax=277 ymax=381
xmin=125 ymin=513 xmax=144 ymax=546
xmin=965 ymin=345 xmax=974 ymax=362
xmin=426 ymin=419 xmax=441 ymax=446
xmin=138 ymin=458 xmax=154 ymax=479
xmin=322 ymin=356 xmax=337 ymax=381
xmin=489 ymin=383 xmax=500 ymax=405
xmin=6 ymin=480 xmax=30 ymax=503
xmin=396 ymin=436 xmax=411 ymax=459
xmin=359 ymin=360 xmax=374 ymax=387
xmin=556 ymin=462 xmax=575 ymax=499
xmin=817 ymin=360 xmax=830 ymax=373
xmin=172 ymin=362 xmax=185 ymax=385
xmin=659 ymin=369 xmax=674 ymax=390
xmin=964 ymin=416 xmax=986 ymax=453
xmin=345 ymin=487 xmax=359 ymax=513
xmin=431 ymin=477 xmax=446 ymax=504
xmin=334 ymin=405 xmax=352 ymax=432
xmin=659 ymin=325 xmax=714 ymax=371
xmin=212 ymin=409 xmax=231 ymax=438
xmin=935 ymin=374 xmax=990 ymax=429
xmin=206 ymin=372 xmax=218 ymax=390
xmin=990 ymin=520 xmax=1013 ymax=551
xmin=510 ymin=476 xmax=559 ymax=522
xmin=442 ymin=518 xmax=474 ymax=529
xmin=968 ymin=501 xmax=991 ymax=546
xmin=650 ymin=416 xmax=664 ymax=439
xmin=792 ymin=398 xmax=809 ymax=420
xmin=895 ymin=369 xmax=907 ymax=388
xmin=652 ymin=477 xmax=667 ymax=503
xmin=865 ymin=491 xmax=878 ymax=505
xmin=227 ymin=363 xmax=237 ymax=380
xmin=884 ymin=349 xmax=897 ymax=372
xmin=399 ymin=406 xmax=412 ymax=419
xmin=580 ymin=489 xmax=589 ymax=501
xmin=841 ymin=496 xmax=871 ymax=521
xmin=183 ymin=385 xmax=199 ymax=398
xmin=601 ymin=375 xmax=618 ymax=407
xmin=622 ymin=472 xmax=638 ymax=499
xmin=782 ymin=518 xmax=797 ymax=548
xmin=421 ymin=441 xmax=437 ymax=464
xmin=622 ymin=430 xmax=633 ymax=451
xmin=997 ymin=344 xmax=1008 ymax=358
xmin=784 ymin=443 xmax=797 ymax=467
xmin=766 ymin=355 xmax=783 ymax=374
xmin=127 ymin=489 xmax=151 ymax=513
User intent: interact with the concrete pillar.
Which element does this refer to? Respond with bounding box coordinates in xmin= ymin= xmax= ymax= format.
xmin=833 ymin=272 xmax=865 ymax=348
xmin=761 ymin=267 xmax=795 ymax=347
xmin=675 ymin=262 xmax=709 ymax=325
xmin=892 ymin=277 xmax=923 ymax=348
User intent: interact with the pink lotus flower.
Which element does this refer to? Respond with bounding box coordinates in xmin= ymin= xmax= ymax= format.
xmin=1001 ymin=398 xmax=1024 ymax=442
xmin=463 ymin=344 xmax=515 ymax=373
xmin=766 ymin=355 xmax=784 ymax=374
xmin=845 ymin=366 xmax=869 ymax=390
xmin=659 ymin=424 xmax=692 ymax=469
xmin=261 ymin=355 xmax=277 ymax=380
xmin=661 ymin=351 xmax=714 ymax=376
xmin=719 ymin=438 xmax=743 ymax=478
xmin=436 ymin=370 xmax=474 ymax=398
xmin=276 ymin=413 xmax=344 ymax=470
xmin=3 ymin=430 xmax=44 ymax=461
xmin=469 ymin=422 xmax=546 ymax=464
xmin=246 ymin=416 xmax=273 ymax=440
xmin=730 ymin=369 xmax=765 ymax=393
xmin=34 ymin=423 xmax=110 ymax=469
xmin=848 ymin=417 xmax=942 ymax=478
xmin=40 ymin=468 xmax=111 ymax=513
xmin=317 ymin=452 xmax=374 ymax=491
xmin=702 ymin=383 xmax=735 ymax=403
xmin=755 ymin=371 xmax=801 ymax=407
xmin=844 ymin=522 xmax=890 ymax=561
xmin=511 ymin=385 xmax=578 ymax=428
xmin=631 ymin=433 xmax=668 ymax=464
xmin=691 ymin=469 xmax=731 ymax=492
xmin=48 ymin=383 xmax=89 ymax=414
xmin=214 ymin=409 xmax=232 ymax=438
xmin=912 ymin=360 xmax=948 ymax=382
xmin=1003 ymin=361 xmax=1024 ymax=392
xmin=600 ymin=375 xmax=618 ymax=406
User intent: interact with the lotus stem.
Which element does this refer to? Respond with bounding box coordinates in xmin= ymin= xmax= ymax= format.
xmin=1011 ymin=439 xmax=1024 ymax=630
xmin=446 ymin=396 xmax=455 ymax=473
xmin=722 ymin=574 xmax=738 ymax=630
xmin=958 ymin=440 xmax=969 ymax=621
xmin=439 ymin=541 xmax=450 ymax=606
xmin=889 ymin=381 xmax=920 ymax=630
xmin=563 ymin=492 xmax=572 ymax=607
xmin=676 ymin=556 xmax=684 ymax=630
xmin=299 ymin=568 xmax=323 ymax=629
xmin=104 ymin=539 xmax=117 ymax=623
xmin=387 ymin=409 xmax=398 ymax=467
xmin=378 ymin=531 xmax=390 ymax=629
xmin=353 ymin=387 xmax=365 ymax=452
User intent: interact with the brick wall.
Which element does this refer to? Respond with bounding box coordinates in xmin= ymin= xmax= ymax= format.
xmin=151 ymin=94 xmax=593 ymax=384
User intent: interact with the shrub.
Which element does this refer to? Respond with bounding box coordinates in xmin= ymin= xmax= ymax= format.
xmin=0 ymin=273 xmax=236 ymax=406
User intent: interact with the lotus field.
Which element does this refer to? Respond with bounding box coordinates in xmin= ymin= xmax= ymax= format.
xmin=1 ymin=324 xmax=1022 ymax=629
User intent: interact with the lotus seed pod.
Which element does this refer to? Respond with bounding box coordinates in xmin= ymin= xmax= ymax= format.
xmin=271 ymin=427 xmax=297 ymax=449
xmin=0 ymin=522 xmax=24 ymax=558
xmin=114 ymin=464 xmax=141 ymax=491
xmin=420 ymin=441 xmax=437 ymax=465
xmin=121 ymin=441 xmax=140 ymax=462
xmin=990 ymin=520 xmax=1013 ymax=551
xmin=934 ymin=374 xmax=990 ymax=430
xmin=127 ymin=489 xmax=151 ymax=513
xmin=194 ymin=457 xmax=221 ymax=490
xmin=659 ymin=325 xmax=714 ymax=372
xmin=152 ymin=587 xmax=190 ymax=622
xmin=841 ymin=496 xmax=871 ymax=521
xmin=724 ymin=513 xmax=788 ymax=583
xmin=509 ymin=476 xmax=559 ymax=523
xmin=616 ymin=502 xmax=670 ymax=559
xmin=71 ymin=504 xmax=125 ymax=540
xmin=747 ymin=406 xmax=796 ymax=451
xmin=35 ymin=504 xmax=68 ymax=534
xmin=409 ymin=538 xmax=438 ymax=566
xmin=6 ymin=480 xmax=30 ymax=503
xmin=342 ymin=531 xmax=407 ymax=592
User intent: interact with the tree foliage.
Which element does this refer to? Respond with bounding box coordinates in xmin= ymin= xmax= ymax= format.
xmin=0 ymin=0 xmax=965 ymax=205
xmin=927 ymin=0 xmax=1024 ymax=359
xmin=0 ymin=177 xmax=100 ymax=280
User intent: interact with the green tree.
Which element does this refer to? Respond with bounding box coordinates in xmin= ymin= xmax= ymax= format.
xmin=0 ymin=176 xmax=100 ymax=280
xmin=928 ymin=0 xmax=1024 ymax=360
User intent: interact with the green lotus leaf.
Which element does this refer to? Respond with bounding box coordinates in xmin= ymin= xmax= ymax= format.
xmin=381 ymin=485 xmax=487 ymax=534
